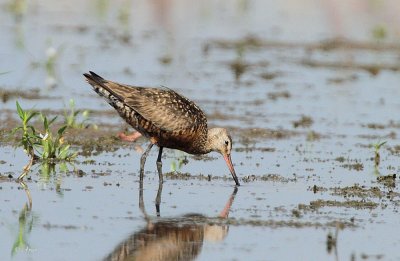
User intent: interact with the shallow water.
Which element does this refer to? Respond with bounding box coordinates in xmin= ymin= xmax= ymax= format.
xmin=1 ymin=0 xmax=400 ymax=260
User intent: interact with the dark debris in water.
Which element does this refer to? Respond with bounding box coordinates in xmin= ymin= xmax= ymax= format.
xmin=163 ymin=172 xmax=297 ymax=183
xmin=341 ymin=162 xmax=364 ymax=171
xmin=242 ymin=174 xmax=297 ymax=183
xmin=0 ymin=174 xmax=14 ymax=182
xmin=334 ymin=157 xmax=346 ymax=163
xmin=299 ymin=199 xmax=378 ymax=210
xmin=309 ymin=185 xmax=328 ymax=194
xmin=311 ymin=183 xmax=399 ymax=201
xmin=0 ymin=88 xmax=55 ymax=103
xmin=209 ymin=36 xmax=400 ymax=52
xmin=293 ymin=115 xmax=313 ymax=128
xmin=260 ymin=71 xmax=282 ymax=81
xmin=376 ymin=174 xmax=397 ymax=188
xmin=267 ymin=91 xmax=291 ymax=101
xmin=331 ymin=184 xmax=384 ymax=199
xmin=229 ymin=60 xmax=249 ymax=81
xmin=234 ymin=147 xmax=275 ymax=153
xmin=227 ymin=218 xmax=355 ymax=229
xmin=326 ymin=74 xmax=358 ymax=85
xmin=300 ymin=59 xmax=399 ymax=75
xmin=234 ymin=128 xmax=299 ymax=141
xmin=42 ymin=222 xmax=91 ymax=230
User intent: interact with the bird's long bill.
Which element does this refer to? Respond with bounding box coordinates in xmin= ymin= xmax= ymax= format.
xmin=223 ymin=154 xmax=240 ymax=186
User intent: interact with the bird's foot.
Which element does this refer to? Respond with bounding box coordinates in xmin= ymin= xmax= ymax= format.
xmin=118 ymin=131 xmax=142 ymax=142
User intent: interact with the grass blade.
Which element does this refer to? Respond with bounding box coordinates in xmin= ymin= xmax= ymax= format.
xmin=16 ymin=101 xmax=25 ymax=120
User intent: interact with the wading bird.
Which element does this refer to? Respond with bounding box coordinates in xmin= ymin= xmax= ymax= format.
xmin=83 ymin=71 xmax=240 ymax=186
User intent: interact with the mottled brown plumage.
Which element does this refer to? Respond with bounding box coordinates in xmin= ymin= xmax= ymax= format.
xmin=83 ymin=71 xmax=240 ymax=186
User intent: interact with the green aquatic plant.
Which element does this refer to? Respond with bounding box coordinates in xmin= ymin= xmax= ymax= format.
xmin=37 ymin=114 xmax=76 ymax=160
xmin=372 ymin=24 xmax=387 ymax=41
xmin=230 ymin=44 xmax=247 ymax=81
xmin=63 ymin=99 xmax=93 ymax=129
xmin=13 ymin=101 xmax=39 ymax=161
xmin=372 ymin=140 xmax=386 ymax=166
xmin=13 ymin=101 xmax=76 ymax=180
xmin=170 ymin=151 xmax=188 ymax=172
xmin=44 ymin=45 xmax=58 ymax=88
xmin=8 ymin=0 xmax=27 ymax=22
xmin=95 ymin=0 xmax=110 ymax=21
xmin=26 ymin=44 xmax=61 ymax=87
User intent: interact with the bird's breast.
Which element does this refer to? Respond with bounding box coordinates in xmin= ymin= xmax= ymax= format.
xmin=154 ymin=130 xmax=207 ymax=155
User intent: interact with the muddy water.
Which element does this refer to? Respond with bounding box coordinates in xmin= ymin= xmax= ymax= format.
xmin=1 ymin=0 xmax=400 ymax=261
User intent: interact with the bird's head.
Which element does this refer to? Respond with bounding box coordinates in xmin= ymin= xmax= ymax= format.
xmin=207 ymin=128 xmax=240 ymax=186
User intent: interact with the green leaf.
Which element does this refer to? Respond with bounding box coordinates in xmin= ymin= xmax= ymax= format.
xmin=171 ymin=161 xmax=176 ymax=172
xmin=16 ymin=101 xmax=25 ymax=120
xmin=82 ymin=110 xmax=89 ymax=118
xmin=58 ymin=145 xmax=70 ymax=159
xmin=48 ymin=142 xmax=54 ymax=157
xmin=57 ymin=125 xmax=67 ymax=136
xmin=43 ymin=116 xmax=49 ymax=131
xmin=26 ymin=111 xmax=38 ymax=123
xmin=27 ymin=125 xmax=36 ymax=135
xmin=49 ymin=116 xmax=58 ymax=126
xmin=68 ymin=152 xmax=78 ymax=160
xmin=378 ymin=141 xmax=387 ymax=147
xmin=41 ymin=149 xmax=48 ymax=159
xmin=11 ymin=126 xmax=23 ymax=134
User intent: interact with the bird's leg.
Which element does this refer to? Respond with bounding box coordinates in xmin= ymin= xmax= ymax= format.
xmin=155 ymin=147 xmax=163 ymax=216
xmin=156 ymin=147 xmax=164 ymax=184
xmin=140 ymin=143 xmax=154 ymax=181
xmin=139 ymin=180 xmax=145 ymax=215
xmin=155 ymin=180 xmax=163 ymax=217
xmin=118 ymin=131 xmax=142 ymax=142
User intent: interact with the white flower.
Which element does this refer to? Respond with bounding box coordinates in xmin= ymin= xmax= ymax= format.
xmin=40 ymin=133 xmax=49 ymax=140
xmin=46 ymin=47 xmax=57 ymax=59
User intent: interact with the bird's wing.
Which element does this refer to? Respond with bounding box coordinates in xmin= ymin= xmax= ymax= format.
xmin=123 ymin=88 xmax=208 ymax=133
xmin=84 ymin=71 xmax=207 ymax=133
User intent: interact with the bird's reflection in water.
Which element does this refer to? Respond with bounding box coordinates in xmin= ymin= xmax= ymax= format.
xmin=104 ymin=183 xmax=238 ymax=261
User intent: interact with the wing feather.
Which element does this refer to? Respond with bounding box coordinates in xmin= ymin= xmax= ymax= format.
xmin=123 ymin=88 xmax=207 ymax=133
xmin=84 ymin=71 xmax=207 ymax=137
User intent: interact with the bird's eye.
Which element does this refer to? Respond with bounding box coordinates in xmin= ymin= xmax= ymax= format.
xmin=225 ymin=140 xmax=229 ymax=146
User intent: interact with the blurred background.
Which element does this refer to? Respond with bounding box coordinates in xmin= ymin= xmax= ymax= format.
xmin=1 ymin=0 xmax=399 ymax=101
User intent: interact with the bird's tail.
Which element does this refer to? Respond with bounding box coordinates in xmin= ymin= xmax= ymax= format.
xmin=83 ymin=71 xmax=127 ymax=110
xmin=83 ymin=71 xmax=106 ymax=88
xmin=83 ymin=71 xmax=142 ymax=129
xmin=84 ymin=71 xmax=113 ymax=96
